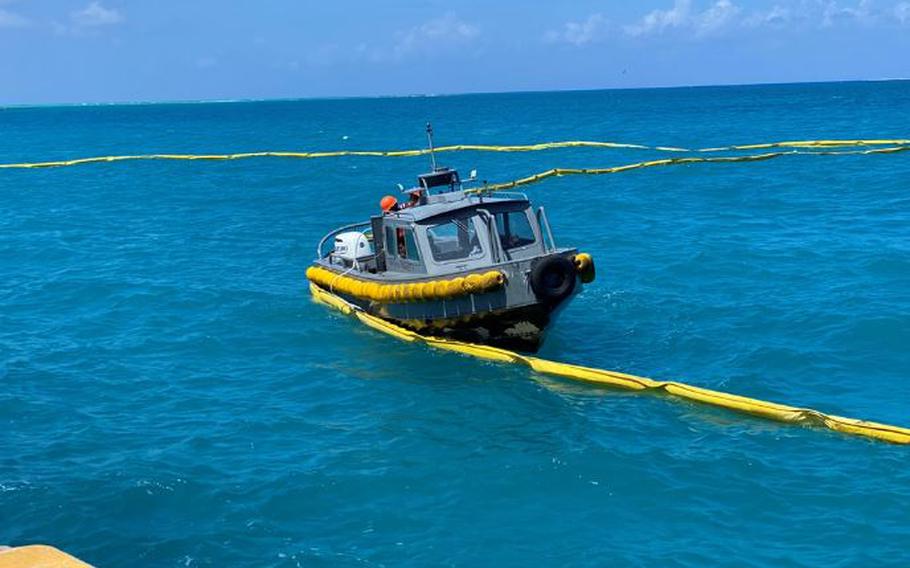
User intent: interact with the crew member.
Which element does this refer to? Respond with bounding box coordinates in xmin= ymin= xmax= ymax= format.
xmin=380 ymin=195 xmax=398 ymax=213
xmin=401 ymin=190 xmax=422 ymax=209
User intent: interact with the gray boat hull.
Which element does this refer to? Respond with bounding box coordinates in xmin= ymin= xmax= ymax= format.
xmin=321 ymin=251 xmax=582 ymax=352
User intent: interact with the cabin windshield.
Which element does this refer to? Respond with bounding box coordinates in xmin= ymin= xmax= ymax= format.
xmin=426 ymin=216 xmax=483 ymax=262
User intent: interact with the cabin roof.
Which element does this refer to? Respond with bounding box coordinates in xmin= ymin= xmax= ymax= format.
xmin=417 ymin=167 xmax=460 ymax=191
xmin=384 ymin=192 xmax=529 ymax=223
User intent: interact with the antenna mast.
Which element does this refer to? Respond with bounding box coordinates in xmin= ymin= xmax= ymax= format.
xmin=426 ymin=122 xmax=437 ymax=171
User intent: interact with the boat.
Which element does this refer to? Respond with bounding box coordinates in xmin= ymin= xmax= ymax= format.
xmin=306 ymin=125 xmax=595 ymax=352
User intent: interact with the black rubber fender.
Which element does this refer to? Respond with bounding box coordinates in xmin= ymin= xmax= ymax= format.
xmin=530 ymin=255 xmax=577 ymax=305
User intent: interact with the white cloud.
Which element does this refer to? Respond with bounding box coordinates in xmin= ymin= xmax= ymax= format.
xmin=0 ymin=7 xmax=29 ymax=28
xmin=625 ymin=0 xmax=692 ymax=36
xmin=819 ymin=0 xmax=880 ymax=27
xmin=302 ymin=14 xmax=479 ymax=67
xmin=622 ymin=0 xmax=892 ymax=36
xmin=624 ymin=0 xmax=741 ymax=37
xmin=53 ymin=1 xmax=123 ymax=36
xmin=393 ymin=13 xmax=479 ymax=57
xmin=72 ymin=1 xmax=122 ymax=27
xmin=743 ymin=5 xmax=792 ymax=28
xmin=697 ymin=0 xmax=740 ymax=35
xmin=544 ymin=13 xmax=608 ymax=46
xmin=742 ymin=1 xmax=876 ymax=29
xmin=898 ymin=2 xmax=910 ymax=23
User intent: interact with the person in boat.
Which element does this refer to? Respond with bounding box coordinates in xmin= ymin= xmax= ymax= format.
xmin=403 ymin=189 xmax=422 ymax=208
xmin=377 ymin=195 xmax=413 ymax=260
xmin=396 ymin=228 xmax=407 ymax=257
xmin=380 ymin=195 xmax=399 ymax=213
xmin=380 ymin=190 xmax=422 ymax=214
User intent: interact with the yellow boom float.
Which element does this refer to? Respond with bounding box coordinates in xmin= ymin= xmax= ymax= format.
xmin=2 ymin=138 xmax=908 ymax=169
xmin=310 ymin=282 xmax=910 ymax=446
xmin=305 ymin=266 xmax=507 ymax=303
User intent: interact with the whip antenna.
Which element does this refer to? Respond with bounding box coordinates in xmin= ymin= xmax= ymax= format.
xmin=426 ymin=122 xmax=437 ymax=171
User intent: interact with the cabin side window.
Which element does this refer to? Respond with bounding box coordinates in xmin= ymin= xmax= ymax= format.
xmin=426 ymin=217 xmax=483 ymax=262
xmin=495 ymin=210 xmax=535 ymax=250
xmin=385 ymin=226 xmax=420 ymax=261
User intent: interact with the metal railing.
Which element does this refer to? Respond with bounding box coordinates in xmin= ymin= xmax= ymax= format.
xmin=315 ymin=221 xmax=373 ymax=260
xmin=536 ymin=206 xmax=557 ymax=252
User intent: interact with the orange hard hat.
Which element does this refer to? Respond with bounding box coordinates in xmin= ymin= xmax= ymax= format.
xmin=380 ymin=195 xmax=398 ymax=212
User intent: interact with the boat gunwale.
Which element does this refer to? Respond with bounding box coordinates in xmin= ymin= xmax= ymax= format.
xmin=311 ymin=248 xmax=578 ymax=284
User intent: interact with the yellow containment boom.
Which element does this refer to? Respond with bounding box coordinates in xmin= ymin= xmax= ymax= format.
xmin=1 ymin=139 xmax=908 ymax=169
xmin=473 ymin=145 xmax=910 ymax=193
xmin=309 ymin=282 xmax=910 ymax=446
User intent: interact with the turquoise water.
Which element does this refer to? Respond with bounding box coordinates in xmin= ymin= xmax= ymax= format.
xmin=2 ymin=81 xmax=909 ymax=566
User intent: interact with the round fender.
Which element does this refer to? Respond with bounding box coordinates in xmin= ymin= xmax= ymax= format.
xmin=529 ymin=255 xmax=577 ymax=305
xmin=573 ymin=253 xmax=596 ymax=284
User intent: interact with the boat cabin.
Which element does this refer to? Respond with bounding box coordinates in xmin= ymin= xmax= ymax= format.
xmin=318 ymin=168 xmax=558 ymax=278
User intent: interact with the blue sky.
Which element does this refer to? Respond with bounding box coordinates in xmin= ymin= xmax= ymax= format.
xmin=1 ymin=0 xmax=909 ymax=104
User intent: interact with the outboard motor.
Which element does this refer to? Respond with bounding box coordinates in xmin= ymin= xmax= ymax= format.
xmin=333 ymin=231 xmax=373 ymax=269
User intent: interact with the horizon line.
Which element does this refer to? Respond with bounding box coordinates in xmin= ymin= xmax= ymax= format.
xmin=2 ymin=77 xmax=908 ymax=110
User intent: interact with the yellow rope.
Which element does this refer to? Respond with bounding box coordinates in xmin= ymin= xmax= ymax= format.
xmin=309 ymin=282 xmax=910 ymax=445
xmin=2 ymin=139 xmax=909 ymax=169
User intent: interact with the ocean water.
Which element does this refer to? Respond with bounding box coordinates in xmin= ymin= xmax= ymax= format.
xmin=1 ymin=81 xmax=909 ymax=566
